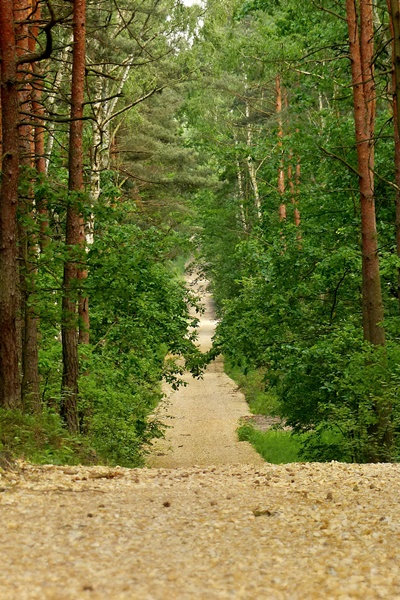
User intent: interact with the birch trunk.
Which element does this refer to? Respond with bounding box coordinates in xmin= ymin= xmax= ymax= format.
xmin=245 ymin=100 xmax=261 ymax=220
xmin=235 ymin=159 xmax=247 ymax=231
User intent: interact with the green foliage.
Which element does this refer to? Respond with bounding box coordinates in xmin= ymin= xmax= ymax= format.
xmin=32 ymin=197 xmax=200 ymax=467
xmin=184 ymin=0 xmax=400 ymax=463
xmin=238 ymin=424 xmax=302 ymax=464
xmin=78 ymin=358 xmax=163 ymax=467
xmin=0 ymin=409 xmax=97 ymax=466
xmin=225 ymin=360 xmax=279 ymax=416
xmin=277 ymin=339 xmax=400 ymax=462
xmin=6 ymin=0 xmax=400 ymax=468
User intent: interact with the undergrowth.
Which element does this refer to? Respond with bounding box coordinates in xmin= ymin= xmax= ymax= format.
xmin=224 ymin=360 xmax=280 ymax=416
xmin=0 ymin=408 xmax=98 ymax=466
xmin=226 ymin=359 xmax=303 ymax=464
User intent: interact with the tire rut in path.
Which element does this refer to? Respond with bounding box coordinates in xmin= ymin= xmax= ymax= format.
xmin=146 ymin=275 xmax=263 ymax=468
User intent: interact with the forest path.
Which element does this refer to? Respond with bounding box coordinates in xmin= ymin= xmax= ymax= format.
xmin=1 ymin=461 xmax=400 ymax=599
xmin=146 ymin=273 xmax=263 ymax=468
xmin=1 ymin=278 xmax=399 ymax=599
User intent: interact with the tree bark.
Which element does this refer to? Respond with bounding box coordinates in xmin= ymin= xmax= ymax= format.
xmin=78 ymin=215 xmax=90 ymax=345
xmin=347 ymin=0 xmax=391 ymax=462
xmin=61 ymin=0 xmax=87 ymax=433
xmin=235 ymin=158 xmax=247 ymax=231
xmin=15 ymin=0 xmax=41 ymax=413
xmin=346 ymin=0 xmax=385 ymax=346
xmin=0 ymin=0 xmax=22 ymax=408
xmin=30 ymin=0 xmax=49 ymax=249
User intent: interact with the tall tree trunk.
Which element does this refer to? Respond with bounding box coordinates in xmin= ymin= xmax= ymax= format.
xmin=288 ymin=153 xmax=301 ymax=249
xmin=0 ymin=89 xmax=2 ymax=160
xmin=235 ymin=158 xmax=247 ymax=231
xmin=288 ymin=148 xmax=301 ymax=230
xmin=32 ymin=70 xmax=49 ymax=249
xmin=347 ymin=0 xmax=391 ymax=462
xmin=387 ymin=0 xmax=400 ymax=312
xmin=346 ymin=0 xmax=385 ymax=346
xmin=44 ymin=48 xmax=69 ymax=173
xmin=0 ymin=0 xmax=22 ymax=408
xmin=61 ymin=0 xmax=86 ymax=432
xmin=15 ymin=0 xmax=41 ymax=412
xmin=78 ymin=215 xmax=89 ymax=345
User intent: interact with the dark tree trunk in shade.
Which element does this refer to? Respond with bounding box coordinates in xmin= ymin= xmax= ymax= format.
xmin=0 ymin=0 xmax=22 ymax=408
xmin=61 ymin=0 xmax=87 ymax=433
xmin=30 ymin=0 xmax=49 ymax=250
xmin=15 ymin=0 xmax=41 ymax=413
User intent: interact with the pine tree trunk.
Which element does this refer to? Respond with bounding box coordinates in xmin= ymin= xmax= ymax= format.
xmin=0 ymin=0 xmax=22 ymax=408
xmin=15 ymin=0 xmax=41 ymax=413
xmin=347 ymin=0 xmax=391 ymax=461
xmin=61 ymin=0 xmax=87 ymax=433
xmin=346 ymin=0 xmax=385 ymax=346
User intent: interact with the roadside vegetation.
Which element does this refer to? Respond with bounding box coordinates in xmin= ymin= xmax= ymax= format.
xmin=189 ymin=0 xmax=400 ymax=463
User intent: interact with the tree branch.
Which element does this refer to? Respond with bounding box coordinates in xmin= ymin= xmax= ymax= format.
xmin=319 ymin=146 xmax=361 ymax=177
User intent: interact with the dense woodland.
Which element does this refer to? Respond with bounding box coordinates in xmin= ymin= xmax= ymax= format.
xmin=1 ymin=0 xmax=400 ymax=465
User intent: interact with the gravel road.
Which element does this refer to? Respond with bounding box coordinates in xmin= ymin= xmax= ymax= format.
xmin=1 ymin=276 xmax=400 ymax=599
xmin=1 ymin=462 xmax=400 ymax=599
xmin=146 ymin=274 xmax=263 ymax=468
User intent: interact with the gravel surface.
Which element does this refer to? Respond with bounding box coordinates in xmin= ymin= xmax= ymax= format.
xmin=1 ymin=462 xmax=400 ymax=599
xmin=146 ymin=274 xmax=263 ymax=468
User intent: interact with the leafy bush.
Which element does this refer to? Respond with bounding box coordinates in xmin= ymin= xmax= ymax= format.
xmin=276 ymin=334 xmax=400 ymax=462
xmin=0 ymin=408 xmax=97 ymax=466
xmin=29 ymin=201 xmax=201 ymax=467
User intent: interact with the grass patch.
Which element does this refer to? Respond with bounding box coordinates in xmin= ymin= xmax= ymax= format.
xmin=224 ymin=360 xmax=280 ymax=416
xmin=238 ymin=424 xmax=302 ymax=464
xmin=226 ymin=360 xmax=306 ymax=464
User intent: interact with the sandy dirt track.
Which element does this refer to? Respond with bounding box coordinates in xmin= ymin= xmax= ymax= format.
xmin=1 ymin=462 xmax=400 ymax=599
xmin=147 ymin=274 xmax=263 ymax=468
